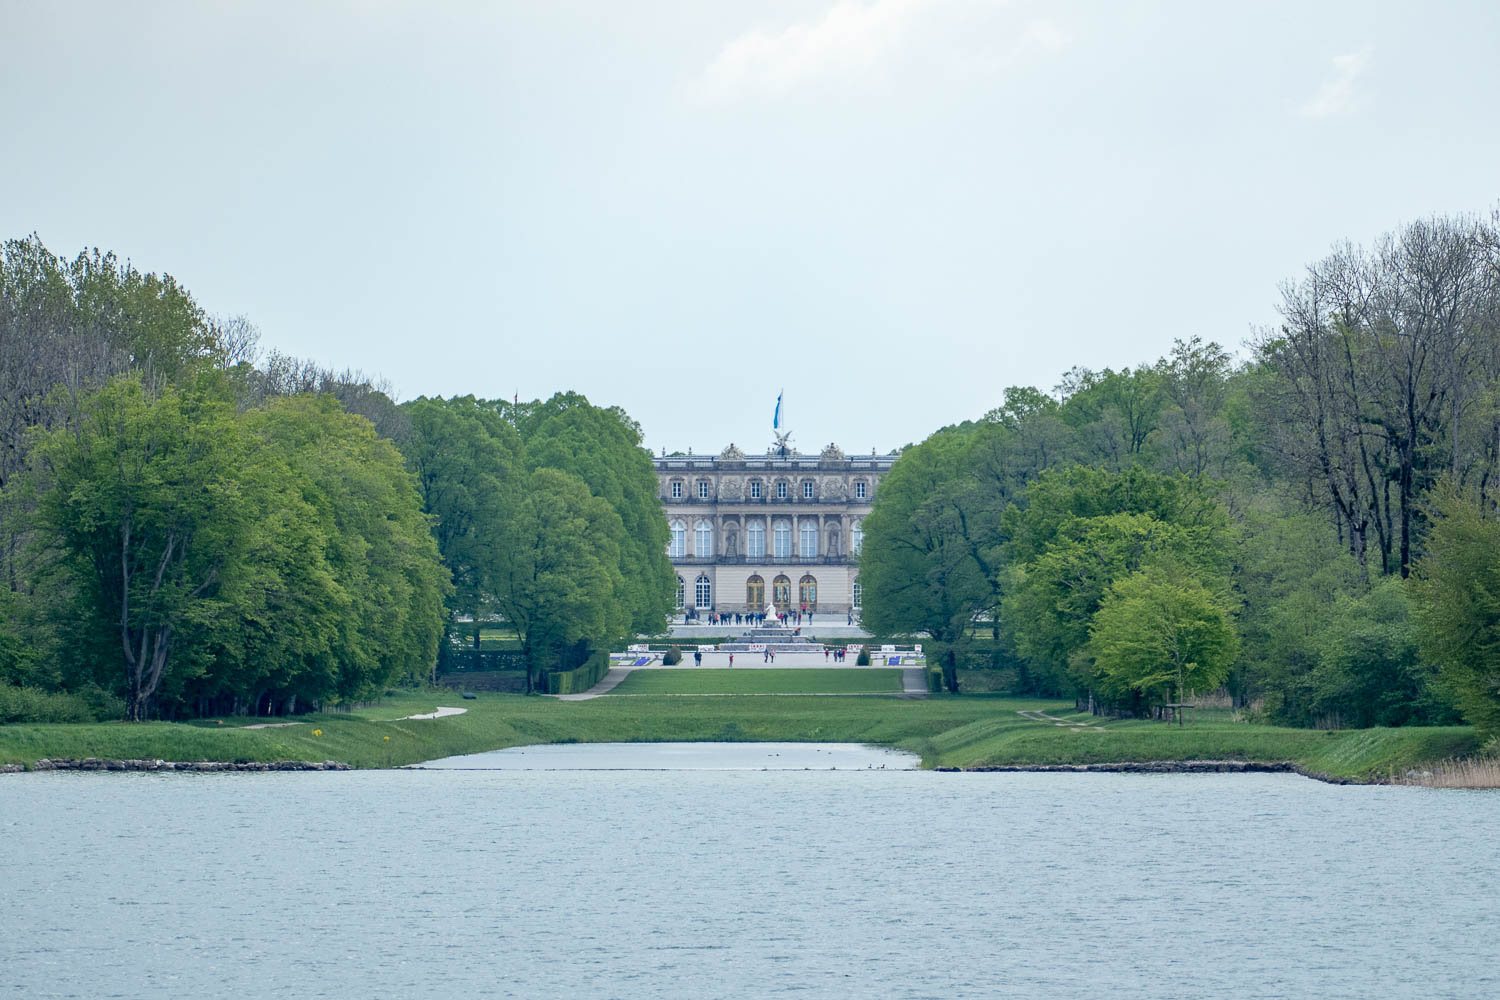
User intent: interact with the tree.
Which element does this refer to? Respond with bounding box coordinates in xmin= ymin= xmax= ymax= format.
xmin=244 ymin=396 xmax=448 ymax=705
xmin=489 ymin=468 xmax=628 ymax=693
xmin=399 ymin=396 xmax=524 ymax=657
xmin=519 ymin=392 xmax=674 ymax=636
xmin=858 ymin=425 xmax=1006 ymax=692
xmin=33 ymin=377 xmax=259 ymax=719
xmin=1002 ymin=468 xmax=1233 ymax=701
xmin=1412 ymin=485 xmax=1500 ymax=740
xmin=1088 ymin=568 xmax=1239 ymax=715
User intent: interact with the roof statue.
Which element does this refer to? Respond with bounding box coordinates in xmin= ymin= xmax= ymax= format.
xmin=719 ymin=442 xmax=745 ymax=460
xmin=820 ymin=443 xmax=845 ymax=462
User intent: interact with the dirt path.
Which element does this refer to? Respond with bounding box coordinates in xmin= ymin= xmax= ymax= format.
xmin=397 ymin=706 xmax=468 ymax=720
xmin=240 ymin=722 xmax=303 ymax=730
xmin=1018 ymin=709 xmax=1107 ymax=732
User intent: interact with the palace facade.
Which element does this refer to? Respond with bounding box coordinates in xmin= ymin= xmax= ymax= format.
xmin=654 ymin=442 xmax=895 ymax=616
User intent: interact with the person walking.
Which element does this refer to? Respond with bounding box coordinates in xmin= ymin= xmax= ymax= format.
xmin=729 ymin=653 xmax=734 ymax=668
xmin=694 ymin=650 xmax=702 ymax=667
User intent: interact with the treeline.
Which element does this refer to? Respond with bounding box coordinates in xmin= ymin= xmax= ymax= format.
xmin=862 ymin=211 xmax=1500 ymax=740
xmin=403 ymin=393 xmax=674 ymax=693
xmin=0 ymin=235 xmax=670 ymax=720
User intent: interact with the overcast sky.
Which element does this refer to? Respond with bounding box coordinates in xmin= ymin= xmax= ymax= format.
xmin=4 ymin=0 xmax=1498 ymax=454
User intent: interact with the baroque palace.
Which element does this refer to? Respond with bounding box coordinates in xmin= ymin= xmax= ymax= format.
xmin=654 ymin=441 xmax=895 ymax=616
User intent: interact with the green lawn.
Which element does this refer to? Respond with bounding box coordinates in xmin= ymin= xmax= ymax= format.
xmin=0 ymin=691 xmax=1482 ymax=781
xmin=610 ymin=669 xmax=903 ymax=695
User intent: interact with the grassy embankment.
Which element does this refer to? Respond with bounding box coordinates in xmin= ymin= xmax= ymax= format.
xmin=0 ymin=680 xmax=1482 ymax=781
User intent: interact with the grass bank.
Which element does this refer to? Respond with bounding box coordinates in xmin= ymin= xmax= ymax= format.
xmin=0 ymin=691 xmax=1482 ymax=782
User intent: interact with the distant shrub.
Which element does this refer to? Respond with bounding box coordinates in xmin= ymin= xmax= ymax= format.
xmin=663 ymin=645 xmax=682 ymax=665
xmin=0 ymin=685 xmax=104 ymax=724
xmin=856 ymin=645 xmax=871 ymax=666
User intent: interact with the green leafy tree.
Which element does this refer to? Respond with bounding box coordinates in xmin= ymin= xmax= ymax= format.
xmin=1412 ymin=487 xmax=1500 ymax=740
xmin=490 ymin=468 xmax=628 ymax=693
xmin=399 ymin=396 xmax=523 ymax=656
xmin=519 ymin=392 xmax=673 ymax=635
xmin=33 ymin=377 xmax=259 ymax=719
xmin=244 ymin=396 xmax=448 ymax=704
xmin=858 ymin=425 xmax=1002 ymax=692
xmin=1088 ymin=567 xmax=1240 ymax=713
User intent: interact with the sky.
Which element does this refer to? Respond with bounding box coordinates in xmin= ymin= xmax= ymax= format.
xmin=3 ymin=0 xmax=1498 ymax=455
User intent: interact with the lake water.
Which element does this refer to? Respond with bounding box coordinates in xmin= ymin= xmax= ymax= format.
xmin=3 ymin=743 xmax=1497 ymax=999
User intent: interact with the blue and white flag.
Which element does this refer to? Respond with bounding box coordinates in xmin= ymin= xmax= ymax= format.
xmin=773 ymin=390 xmax=783 ymax=430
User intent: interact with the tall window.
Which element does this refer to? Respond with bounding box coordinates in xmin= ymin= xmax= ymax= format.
xmin=773 ymin=520 xmax=791 ymax=559
xmin=854 ymin=480 xmax=867 ymax=500
xmin=803 ymin=480 xmax=814 ymax=499
xmin=747 ymin=521 xmax=765 ymax=558
xmin=676 ymin=576 xmax=685 ymax=607
xmin=669 ymin=520 xmax=686 ymax=558
xmin=776 ymin=481 xmax=788 ymax=499
xmin=799 ymin=575 xmax=817 ymax=607
xmin=800 ymin=521 xmax=818 ymax=558
xmin=695 ymin=574 xmax=711 ymax=608
xmin=773 ymin=574 xmax=791 ymax=605
xmin=671 ymin=481 xmax=682 ymax=499
xmin=698 ymin=480 xmax=711 ymax=499
xmin=750 ymin=480 xmax=762 ymax=499
xmin=851 ymin=520 xmax=863 ymax=555
xmin=852 ymin=579 xmax=862 ymax=607
xmin=746 ymin=575 xmax=764 ymax=607
xmin=694 ymin=519 xmax=713 ymax=558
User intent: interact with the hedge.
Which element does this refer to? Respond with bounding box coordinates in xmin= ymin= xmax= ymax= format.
xmin=542 ymin=651 xmax=611 ymax=695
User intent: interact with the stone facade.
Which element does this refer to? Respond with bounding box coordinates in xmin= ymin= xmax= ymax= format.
xmin=655 ymin=442 xmax=895 ymax=616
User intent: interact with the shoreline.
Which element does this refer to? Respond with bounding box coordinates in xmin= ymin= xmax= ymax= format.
xmin=3 ymin=755 xmax=1350 ymax=784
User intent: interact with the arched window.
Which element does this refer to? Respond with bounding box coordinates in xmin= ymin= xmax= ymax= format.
xmin=852 ymin=579 xmax=862 ymax=607
xmin=746 ymin=575 xmax=764 ymax=607
xmin=669 ymin=520 xmax=686 ymax=558
xmin=799 ymin=575 xmax=817 ymax=608
xmin=695 ymin=574 xmax=711 ymax=608
xmin=851 ymin=520 xmax=863 ymax=555
xmin=773 ymin=574 xmax=791 ymax=606
xmin=676 ymin=576 xmax=685 ymax=608
xmin=747 ymin=520 xmax=765 ymax=558
xmin=773 ymin=520 xmax=791 ymax=559
xmin=694 ymin=519 xmax=713 ymax=558
xmin=800 ymin=521 xmax=818 ymax=558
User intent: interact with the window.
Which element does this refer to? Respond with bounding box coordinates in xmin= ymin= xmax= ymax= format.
xmin=747 ymin=521 xmax=765 ymax=558
xmin=854 ymin=480 xmax=867 ymax=500
xmin=800 ymin=521 xmax=818 ymax=558
xmin=776 ymin=480 xmax=788 ymax=499
xmin=851 ymin=520 xmax=863 ymax=555
xmin=695 ymin=574 xmax=711 ymax=608
xmin=773 ymin=520 xmax=791 ymax=559
xmin=669 ymin=520 xmax=686 ymax=558
xmin=746 ymin=575 xmax=764 ymax=607
xmin=750 ymin=480 xmax=762 ymax=500
xmin=803 ymin=480 xmax=814 ymax=499
xmin=773 ymin=574 xmax=791 ymax=605
xmin=676 ymin=576 xmax=685 ymax=607
xmin=799 ymin=575 xmax=817 ymax=607
xmin=694 ymin=519 xmax=713 ymax=558
xmin=852 ymin=579 xmax=862 ymax=607
xmin=698 ymin=480 xmax=711 ymax=499
xmin=670 ymin=480 xmax=682 ymax=499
